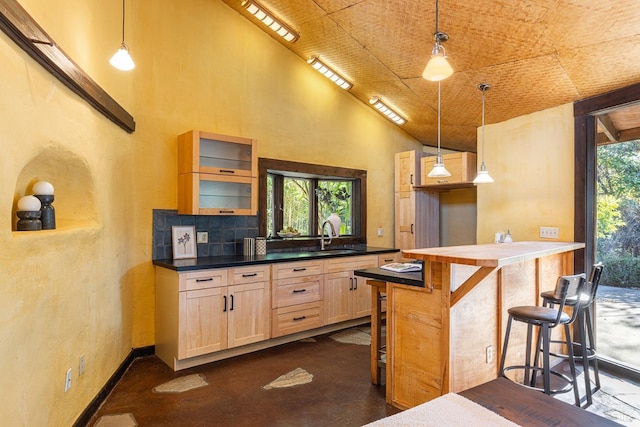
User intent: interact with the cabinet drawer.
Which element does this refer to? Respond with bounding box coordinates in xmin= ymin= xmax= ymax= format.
xmin=324 ymin=255 xmax=377 ymax=273
xmin=273 ymin=276 xmax=323 ymax=309
xmin=180 ymin=269 xmax=228 ymax=291
xmin=378 ymin=253 xmax=399 ymax=266
xmin=232 ymin=265 xmax=270 ymax=285
xmin=272 ymin=260 xmax=323 ymax=280
xmin=272 ymin=302 xmax=323 ymax=337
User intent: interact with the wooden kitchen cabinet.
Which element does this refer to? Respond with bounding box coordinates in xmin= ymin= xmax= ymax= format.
xmin=420 ymin=152 xmax=476 ymax=187
xmin=155 ymin=265 xmax=270 ymax=369
xmin=271 ymin=260 xmax=324 ymax=337
xmin=394 ymin=190 xmax=439 ymax=250
xmin=324 ymin=255 xmax=377 ymax=324
xmin=394 ymin=150 xmax=439 ymax=251
xmin=177 ymin=130 xmax=257 ymax=215
xmin=394 ymin=150 xmax=423 ymax=192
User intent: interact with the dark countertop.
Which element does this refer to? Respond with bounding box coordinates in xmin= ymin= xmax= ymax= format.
xmin=153 ymin=246 xmax=399 ymax=272
xmin=354 ymin=267 xmax=424 ymax=287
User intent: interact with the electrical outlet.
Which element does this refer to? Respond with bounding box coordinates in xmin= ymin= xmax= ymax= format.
xmin=79 ymin=354 xmax=85 ymax=376
xmin=377 ymin=228 xmax=383 ymax=237
xmin=65 ymin=368 xmax=72 ymax=392
xmin=540 ymin=226 xmax=559 ymax=239
xmin=196 ymin=231 xmax=208 ymax=244
xmin=486 ymin=345 xmax=494 ymax=364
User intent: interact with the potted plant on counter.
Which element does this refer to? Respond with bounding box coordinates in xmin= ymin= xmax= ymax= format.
xmin=315 ymin=185 xmax=350 ymax=237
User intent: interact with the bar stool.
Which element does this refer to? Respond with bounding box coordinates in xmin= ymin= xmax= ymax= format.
xmin=499 ymin=273 xmax=586 ymax=406
xmin=538 ymin=263 xmax=604 ymax=406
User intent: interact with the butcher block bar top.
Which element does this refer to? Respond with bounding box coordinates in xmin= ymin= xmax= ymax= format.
xmin=381 ymin=241 xmax=585 ymax=410
xmin=402 ymin=241 xmax=585 ymax=268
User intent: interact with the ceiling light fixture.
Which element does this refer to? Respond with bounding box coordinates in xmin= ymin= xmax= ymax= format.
xmin=307 ymin=57 xmax=352 ymax=90
xmin=369 ymin=97 xmax=406 ymax=125
xmin=428 ymin=81 xmax=451 ymax=178
xmin=110 ymin=0 xmax=135 ymax=71
xmin=241 ymin=0 xmax=299 ymax=43
xmin=422 ymin=0 xmax=453 ymax=82
xmin=473 ymin=83 xmax=494 ymax=184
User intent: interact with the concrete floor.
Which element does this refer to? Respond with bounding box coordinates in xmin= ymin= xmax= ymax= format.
xmin=87 ymin=325 xmax=640 ymax=426
xmin=597 ymin=285 xmax=640 ymax=370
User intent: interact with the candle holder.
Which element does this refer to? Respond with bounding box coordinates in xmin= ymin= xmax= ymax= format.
xmin=17 ymin=210 xmax=42 ymax=231
xmin=35 ymin=194 xmax=56 ymax=230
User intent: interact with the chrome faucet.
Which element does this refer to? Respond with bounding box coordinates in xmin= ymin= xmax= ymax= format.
xmin=320 ymin=220 xmax=335 ymax=250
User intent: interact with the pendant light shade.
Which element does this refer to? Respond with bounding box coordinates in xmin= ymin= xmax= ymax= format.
xmin=473 ymin=83 xmax=494 ymax=184
xmin=428 ymin=81 xmax=451 ymax=178
xmin=422 ymin=32 xmax=453 ymax=82
xmin=422 ymin=0 xmax=453 ymax=82
xmin=110 ymin=0 xmax=135 ymax=71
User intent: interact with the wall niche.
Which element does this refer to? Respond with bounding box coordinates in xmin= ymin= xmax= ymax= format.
xmin=12 ymin=144 xmax=98 ymax=232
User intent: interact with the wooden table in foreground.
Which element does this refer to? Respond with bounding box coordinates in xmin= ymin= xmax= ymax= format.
xmin=461 ymin=377 xmax=622 ymax=426
xmin=387 ymin=241 xmax=585 ymax=409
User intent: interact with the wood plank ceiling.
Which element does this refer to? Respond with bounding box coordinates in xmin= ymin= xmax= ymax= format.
xmin=220 ymin=0 xmax=640 ymax=152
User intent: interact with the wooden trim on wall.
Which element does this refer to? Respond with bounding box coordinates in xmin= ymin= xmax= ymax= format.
xmin=0 ymin=0 xmax=136 ymax=133
xmin=574 ymin=83 xmax=640 ymax=274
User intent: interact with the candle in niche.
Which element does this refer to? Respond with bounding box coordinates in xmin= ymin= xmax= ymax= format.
xmin=33 ymin=181 xmax=56 ymax=230
xmin=17 ymin=195 xmax=41 ymax=211
xmin=16 ymin=195 xmax=42 ymax=231
xmin=33 ymin=180 xmax=54 ymax=195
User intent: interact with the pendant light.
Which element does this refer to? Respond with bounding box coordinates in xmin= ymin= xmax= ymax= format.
xmin=110 ymin=0 xmax=135 ymax=71
xmin=428 ymin=81 xmax=451 ymax=178
xmin=473 ymin=83 xmax=494 ymax=184
xmin=422 ymin=0 xmax=453 ymax=82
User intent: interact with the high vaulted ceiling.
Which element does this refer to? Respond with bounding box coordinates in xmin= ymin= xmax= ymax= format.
xmin=220 ymin=0 xmax=640 ymax=152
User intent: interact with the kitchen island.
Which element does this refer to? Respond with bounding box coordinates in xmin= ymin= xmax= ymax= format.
xmin=374 ymin=241 xmax=584 ymax=410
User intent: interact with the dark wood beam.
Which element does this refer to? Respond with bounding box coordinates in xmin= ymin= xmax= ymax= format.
xmin=596 ymin=114 xmax=619 ymax=143
xmin=0 ymin=0 xmax=135 ymax=133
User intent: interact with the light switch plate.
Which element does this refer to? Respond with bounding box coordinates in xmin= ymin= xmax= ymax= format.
xmin=197 ymin=231 xmax=208 ymax=244
xmin=540 ymin=226 xmax=559 ymax=239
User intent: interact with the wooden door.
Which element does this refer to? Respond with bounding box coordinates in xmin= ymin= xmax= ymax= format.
xmin=228 ymin=281 xmax=270 ymax=348
xmin=395 ymin=191 xmax=417 ymax=250
xmin=179 ymin=286 xmax=227 ymax=359
xmin=352 ymin=274 xmax=373 ymax=318
xmin=324 ymin=270 xmax=352 ymax=324
xmin=395 ymin=151 xmax=420 ymax=192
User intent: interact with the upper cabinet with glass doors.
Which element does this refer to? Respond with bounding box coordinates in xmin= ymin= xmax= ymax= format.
xmin=178 ymin=130 xmax=258 ymax=215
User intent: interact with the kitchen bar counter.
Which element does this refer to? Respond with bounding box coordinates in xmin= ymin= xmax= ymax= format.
xmin=353 ymin=267 xmax=423 ymax=287
xmin=381 ymin=241 xmax=585 ymax=410
xmin=153 ymin=246 xmax=398 ymax=271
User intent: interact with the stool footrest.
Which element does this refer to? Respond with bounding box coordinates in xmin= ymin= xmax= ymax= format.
xmin=546 ymin=340 xmax=597 ymax=360
xmin=501 ymin=365 xmax=575 ymax=395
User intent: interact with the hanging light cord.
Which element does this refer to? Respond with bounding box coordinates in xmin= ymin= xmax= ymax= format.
xmin=437 ymin=80 xmax=441 ymax=158
xmin=435 ymin=0 xmax=439 ymax=34
xmin=121 ymin=0 xmax=126 ymax=43
xmin=481 ymin=87 xmax=486 ymax=165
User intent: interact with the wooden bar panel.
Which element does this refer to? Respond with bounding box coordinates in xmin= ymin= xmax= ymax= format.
xmin=386 ymin=242 xmax=584 ymax=410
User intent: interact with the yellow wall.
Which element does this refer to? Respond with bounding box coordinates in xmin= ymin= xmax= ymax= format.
xmin=476 ymin=103 xmax=575 ymax=244
xmin=0 ymin=0 xmax=421 ymax=424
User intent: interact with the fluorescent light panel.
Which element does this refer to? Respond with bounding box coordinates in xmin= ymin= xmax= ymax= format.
xmin=242 ymin=0 xmax=299 ymax=42
xmin=307 ymin=57 xmax=352 ymax=90
xmin=369 ymin=97 xmax=406 ymax=125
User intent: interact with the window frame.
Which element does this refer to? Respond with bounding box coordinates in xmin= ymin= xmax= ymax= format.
xmin=258 ymin=158 xmax=367 ymax=250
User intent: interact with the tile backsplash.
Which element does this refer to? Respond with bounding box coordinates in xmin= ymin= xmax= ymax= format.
xmin=152 ymin=209 xmax=259 ymax=260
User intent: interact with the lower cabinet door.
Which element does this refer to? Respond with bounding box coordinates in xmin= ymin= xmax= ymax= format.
xmin=324 ymin=271 xmax=352 ymax=325
xmin=179 ymin=287 xmax=227 ymax=359
xmin=227 ymin=281 xmax=270 ymax=348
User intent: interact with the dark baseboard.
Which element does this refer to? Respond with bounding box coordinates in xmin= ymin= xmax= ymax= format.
xmin=73 ymin=345 xmax=155 ymax=427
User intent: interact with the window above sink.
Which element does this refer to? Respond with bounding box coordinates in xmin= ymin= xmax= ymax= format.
xmin=258 ymin=158 xmax=367 ymax=251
